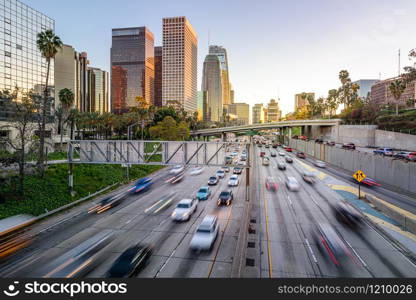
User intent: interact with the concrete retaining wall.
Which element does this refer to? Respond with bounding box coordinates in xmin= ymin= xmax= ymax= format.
xmin=365 ymin=195 xmax=416 ymax=235
xmin=289 ymin=139 xmax=416 ymax=195
xmin=331 ymin=125 xmax=378 ymax=147
xmin=375 ymin=130 xmax=416 ymax=151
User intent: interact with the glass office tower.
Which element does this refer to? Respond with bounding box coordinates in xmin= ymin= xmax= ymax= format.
xmin=0 ymin=0 xmax=55 ymax=97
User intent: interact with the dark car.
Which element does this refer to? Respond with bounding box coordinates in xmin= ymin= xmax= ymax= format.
xmin=333 ymin=201 xmax=363 ymax=229
xmin=260 ymin=151 xmax=266 ymax=157
xmin=325 ymin=141 xmax=336 ymax=146
xmin=107 ymin=244 xmax=152 ymax=278
xmin=88 ymin=192 xmax=127 ymax=214
xmin=285 ymin=156 xmax=293 ymax=163
xmin=296 ymin=152 xmax=306 ymax=159
xmin=342 ymin=143 xmax=356 ymax=150
xmin=217 ymin=190 xmax=233 ymax=206
xmin=270 ymin=151 xmax=277 ymax=157
xmin=272 ymin=143 xmax=278 ymax=149
xmin=128 ymin=177 xmax=153 ymax=194
xmin=315 ymin=139 xmax=324 ymax=144
xmin=208 ymin=176 xmax=219 ymax=186
xmin=302 ymin=172 xmax=316 ymax=184
xmin=233 ymin=167 xmax=243 ymax=174
xmin=393 ymin=151 xmax=410 ymax=159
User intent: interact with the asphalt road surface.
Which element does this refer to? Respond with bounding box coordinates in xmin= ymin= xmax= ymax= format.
xmin=0 ymin=143 xmax=415 ymax=278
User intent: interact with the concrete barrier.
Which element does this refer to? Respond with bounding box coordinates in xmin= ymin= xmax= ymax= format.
xmin=365 ymin=194 xmax=416 ymax=235
xmin=289 ymin=138 xmax=416 ymax=195
xmin=375 ymin=130 xmax=416 ymax=151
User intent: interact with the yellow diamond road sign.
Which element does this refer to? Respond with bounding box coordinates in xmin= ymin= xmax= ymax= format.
xmin=353 ymin=170 xmax=366 ymax=182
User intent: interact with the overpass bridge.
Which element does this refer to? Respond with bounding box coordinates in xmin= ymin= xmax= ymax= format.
xmin=191 ymin=119 xmax=342 ymax=140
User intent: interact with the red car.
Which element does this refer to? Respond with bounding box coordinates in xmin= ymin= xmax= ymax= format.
xmin=296 ymin=152 xmax=306 ymax=159
xmin=284 ymin=147 xmax=293 ymax=152
xmin=260 ymin=151 xmax=265 ymax=157
xmin=408 ymin=152 xmax=416 ymax=161
xmin=361 ymin=177 xmax=381 ymax=187
xmin=342 ymin=143 xmax=356 ymax=150
xmin=265 ymin=177 xmax=279 ymax=191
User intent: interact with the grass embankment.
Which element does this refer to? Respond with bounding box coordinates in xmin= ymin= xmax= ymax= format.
xmin=0 ymin=164 xmax=163 ymax=219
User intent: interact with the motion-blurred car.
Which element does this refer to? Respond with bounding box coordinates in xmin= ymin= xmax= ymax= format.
xmin=228 ymin=175 xmax=239 ymax=187
xmin=393 ymin=151 xmax=410 ymax=159
xmin=278 ymin=151 xmax=285 ymax=156
xmin=216 ymin=169 xmax=225 ymax=178
xmin=190 ymin=215 xmax=219 ymax=251
xmin=217 ymin=190 xmax=233 ymax=206
xmin=333 ymin=201 xmax=363 ymax=229
xmin=270 ymin=151 xmax=277 ymax=157
xmin=277 ymin=162 xmax=286 ymax=170
xmin=313 ymin=160 xmax=326 ymax=168
xmin=107 ymin=244 xmax=152 ymax=278
xmin=302 ymin=172 xmax=316 ymax=184
xmin=233 ymin=167 xmax=243 ymax=174
xmin=315 ymin=138 xmax=324 ymax=144
xmin=208 ymin=176 xmax=219 ymax=186
xmin=284 ymin=146 xmax=293 ymax=152
xmin=286 ymin=176 xmax=300 ymax=191
xmin=296 ymin=152 xmax=306 ymax=159
xmin=342 ymin=143 xmax=356 ymax=150
xmin=189 ymin=166 xmax=204 ymax=176
xmin=285 ymin=156 xmax=293 ymax=163
xmin=0 ymin=215 xmax=35 ymax=260
xmin=171 ymin=198 xmax=198 ymax=221
xmin=325 ymin=141 xmax=336 ymax=146
xmin=197 ymin=186 xmax=211 ymax=200
xmin=166 ymin=170 xmax=185 ymax=184
xmin=39 ymin=230 xmax=115 ymax=278
xmin=169 ymin=165 xmax=185 ymax=175
xmin=265 ymin=176 xmax=279 ymax=191
xmin=311 ymin=223 xmax=352 ymax=267
xmin=88 ymin=192 xmax=127 ymax=214
xmin=373 ymin=148 xmax=393 ymax=156
xmin=361 ymin=177 xmax=381 ymax=187
xmin=408 ymin=152 xmax=416 ymax=161
xmin=128 ymin=177 xmax=153 ymax=194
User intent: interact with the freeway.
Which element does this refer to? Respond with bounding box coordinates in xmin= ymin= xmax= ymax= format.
xmin=0 ymin=155 xmax=248 ymax=278
xmin=0 ymin=140 xmax=415 ymax=278
xmin=254 ymin=145 xmax=416 ymax=277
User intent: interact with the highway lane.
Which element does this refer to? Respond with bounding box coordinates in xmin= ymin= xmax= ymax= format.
xmin=256 ymin=145 xmax=416 ymax=277
xmin=0 ymin=159 xmax=247 ymax=278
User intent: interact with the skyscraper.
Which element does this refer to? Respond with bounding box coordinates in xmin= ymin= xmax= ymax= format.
xmin=353 ymin=79 xmax=380 ymax=98
xmin=197 ymin=91 xmax=208 ymax=121
xmin=202 ymin=54 xmax=222 ymax=122
xmin=88 ymin=67 xmax=109 ymax=114
xmin=228 ymin=103 xmax=250 ymax=125
xmin=209 ymin=45 xmax=231 ymax=110
xmin=111 ymin=27 xmax=154 ymax=113
xmin=154 ymin=46 xmax=163 ymax=107
xmin=0 ymin=0 xmax=55 ymax=98
xmin=162 ymin=17 xmax=197 ymax=112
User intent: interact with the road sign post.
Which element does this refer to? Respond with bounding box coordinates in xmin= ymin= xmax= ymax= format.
xmin=353 ymin=170 xmax=366 ymax=199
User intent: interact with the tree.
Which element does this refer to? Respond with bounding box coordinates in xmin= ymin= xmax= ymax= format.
xmin=326 ymin=89 xmax=339 ymax=118
xmin=66 ymin=109 xmax=79 ymax=140
xmin=58 ymin=88 xmax=74 ymax=147
xmin=389 ymin=79 xmax=406 ymax=115
xmin=148 ymin=116 xmax=190 ymax=141
xmin=1 ymin=89 xmax=37 ymax=193
xmin=36 ymin=30 xmax=63 ymax=177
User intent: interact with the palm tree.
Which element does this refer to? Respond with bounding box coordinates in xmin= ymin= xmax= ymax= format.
xmin=339 ymin=70 xmax=350 ymax=85
xmin=58 ymin=88 xmax=74 ymax=148
xmin=66 ymin=108 xmax=79 ymax=140
xmin=389 ymin=79 xmax=406 ymax=115
xmin=36 ymin=29 xmax=63 ymax=176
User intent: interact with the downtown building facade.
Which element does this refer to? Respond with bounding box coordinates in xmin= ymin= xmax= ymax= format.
xmin=294 ymin=92 xmax=314 ymax=111
xmin=266 ymin=99 xmax=281 ymax=122
xmin=209 ymin=45 xmax=232 ymax=108
xmin=353 ymin=79 xmax=379 ymax=98
xmin=201 ymin=54 xmax=222 ymax=122
xmin=252 ymin=103 xmax=266 ymax=124
xmin=0 ymin=0 xmax=54 ymax=110
xmin=154 ymin=45 xmax=162 ymax=107
xmin=162 ymin=17 xmax=197 ymax=113
xmin=370 ymin=77 xmax=416 ymax=108
xmin=111 ymin=27 xmax=155 ymax=113
xmin=228 ymin=102 xmax=249 ymax=125
xmin=88 ymin=67 xmax=109 ymax=114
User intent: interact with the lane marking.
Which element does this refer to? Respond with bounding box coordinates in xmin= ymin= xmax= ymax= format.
xmin=305 ymin=238 xmax=318 ymax=264
xmin=287 ymin=196 xmax=293 ymax=206
xmin=144 ymin=198 xmax=167 ymax=213
xmin=309 ymin=195 xmax=319 ymax=207
xmin=263 ymin=186 xmax=273 ymax=277
xmin=345 ymin=240 xmax=367 ymax=268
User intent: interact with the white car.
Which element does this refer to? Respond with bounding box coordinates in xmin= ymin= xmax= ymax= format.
xmin=286 ymin=176 xmax=300 ymax=191
xmin=190 ymin=215 xmax=219 ymax=251
xmin=171 ymin=198 xmax=198 ymax=221
xmin=278 ymin=152 xmax=285 ymax=156
xmin=314 ymin=160 xmax=326 ymax=168
xmin=216 ymin=170 xmax=225 ymax=178
xmin=230 ymin=151 xmax=238 ymax=157
xmin=228 ymin=175 xmax=239 ymax=186
xmin=169 ymin=165 xmax=184 ymax=175
xmin=189 ymin=166 xmax=204 ymax=176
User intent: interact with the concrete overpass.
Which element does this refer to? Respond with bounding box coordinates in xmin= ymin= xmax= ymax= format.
xmin=191 ymin=119 xmax=342 ymax=141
